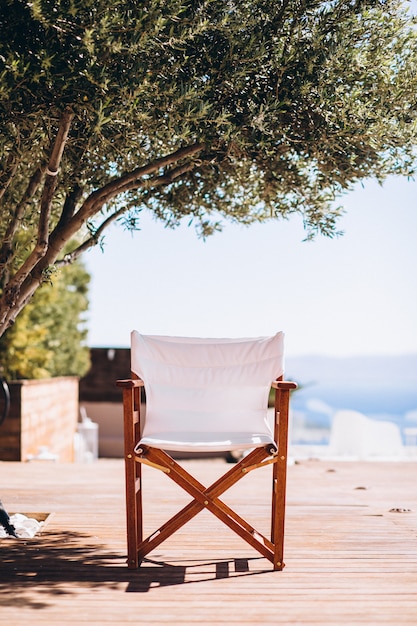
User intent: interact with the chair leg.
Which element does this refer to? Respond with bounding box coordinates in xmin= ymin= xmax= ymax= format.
xmin=271 ymin=457 xmax=286 ymax=570
xmin=125 ymin=456 xmax=142 ymax=568
xmin=271 ymin=386 xmax=290 ymax=570
xmin=122 ymin=384 xmax=143 ymax=568
xmin=136 ymin=446 xmax=279 ymax=565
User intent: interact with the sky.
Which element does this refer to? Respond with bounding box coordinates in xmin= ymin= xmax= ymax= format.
xmin=83 ymin=174 xmax=417 ymax=358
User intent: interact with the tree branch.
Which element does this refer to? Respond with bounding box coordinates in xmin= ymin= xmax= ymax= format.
xmin=77 ymin=143 xmax=204 ymax=221
xmin=56 ymin=185 xmax=84 ymax=230
xmin=54 ymin=205 xmax=128 ymax=266
xmin=0 ymin=108 xmax=74 ymax=318
xmin=0 ymin=153 xmax=18 ymax=203
xmin=0 ymin=142 xmax=203 ymax=332
xmin=54 ymin=158 xmax=200 ymax=266
xmin=0 ymin=167 xmax=44 ymax=284
xmin=0 ymin=280 xmax=39 ymax=336
xmin=144 ymin=159 xmax=200 ymax=187
xmin=37 ymin=107 xmax=74 ymax=246
xmin=44 ymin=142 xmax=205 ymax=264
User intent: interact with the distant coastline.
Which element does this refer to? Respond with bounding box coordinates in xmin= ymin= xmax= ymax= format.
xmin=286 ymin=354 xmax=417 ymax=445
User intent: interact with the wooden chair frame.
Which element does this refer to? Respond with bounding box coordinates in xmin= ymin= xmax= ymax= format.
xmin=117 ymin=377 xmax=296 ymax=570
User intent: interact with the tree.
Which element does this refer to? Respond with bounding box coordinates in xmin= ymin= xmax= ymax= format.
xmin=0 ymin=0 xmax=416 ymax=337
xmin=0 ymin=255 xmax=90 ymax=379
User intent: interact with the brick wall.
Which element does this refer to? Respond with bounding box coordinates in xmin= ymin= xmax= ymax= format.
xmin=0 ymin=377 xmax=79 ymax=462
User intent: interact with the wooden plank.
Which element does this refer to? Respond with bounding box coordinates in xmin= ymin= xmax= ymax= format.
xmin=0 ymin=459 xmax=416 ymax=624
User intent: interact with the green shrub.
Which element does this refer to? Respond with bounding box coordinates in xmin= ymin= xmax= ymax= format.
xmin=0 ymin=259 xmax=90 ymax=380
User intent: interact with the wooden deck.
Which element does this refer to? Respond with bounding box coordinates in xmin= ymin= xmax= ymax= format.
xmin=1 ymin=458 xmax=416 ymax=624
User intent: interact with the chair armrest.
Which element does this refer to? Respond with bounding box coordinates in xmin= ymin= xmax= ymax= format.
xmin=116 ymin=378 xmax=145 ymax=389
xmin=271 ymin=381 xmax=298 ymax=391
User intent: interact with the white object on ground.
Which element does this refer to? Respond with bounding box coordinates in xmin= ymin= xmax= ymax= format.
xmin=76 ymin=407 xmax=99 ymax=462
xmin=0 ymin=513 xmax=44 ymax=539
xmin=328 ymin=409 xmax=404 ymax=459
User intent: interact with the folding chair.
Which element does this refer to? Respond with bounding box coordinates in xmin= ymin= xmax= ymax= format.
xmin=117 ymin=331 xmax=296 ymax=570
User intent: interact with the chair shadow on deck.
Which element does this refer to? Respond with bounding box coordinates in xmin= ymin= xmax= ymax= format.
xmin=126 ymin=556 xmax=270 ymax=592
xmin=0 ymin=530 xmax=272 ymax=608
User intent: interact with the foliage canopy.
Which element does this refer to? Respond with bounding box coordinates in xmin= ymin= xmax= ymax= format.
xmin=0 ymin=0 xmax=416 ymax=336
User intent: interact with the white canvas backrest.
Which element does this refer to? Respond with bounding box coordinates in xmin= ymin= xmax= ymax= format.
xmin=131 ymin=331 xmax=285 ymax=446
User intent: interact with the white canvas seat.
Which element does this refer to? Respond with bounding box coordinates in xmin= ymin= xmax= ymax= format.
xmin=131 ymin=331 xmax=284 ymax=452
xmin=117 ymin=331 xmax=296 ymax=570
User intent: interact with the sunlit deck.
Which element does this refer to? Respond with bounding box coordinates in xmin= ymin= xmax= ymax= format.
xmin=1 ymin=458 xmax=416 ymax=624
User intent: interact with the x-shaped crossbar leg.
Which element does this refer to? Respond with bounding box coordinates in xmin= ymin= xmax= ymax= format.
xmin=134 ymin=444 xmax=285 ymax=569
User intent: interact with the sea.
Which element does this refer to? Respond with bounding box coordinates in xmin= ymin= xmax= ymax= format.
xmin=286 ymin=354 xmax=417 ymax=447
